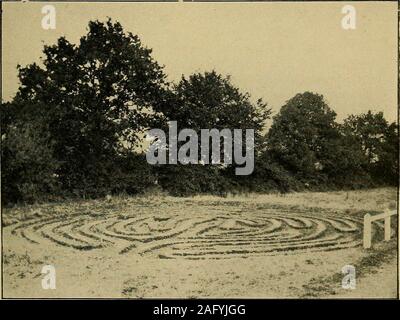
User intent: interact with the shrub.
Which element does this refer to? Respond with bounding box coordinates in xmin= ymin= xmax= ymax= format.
xmin=157 ymin=165 xmax=233 ymax=197
xmin=1 ymin=121 xmax=61 ymax=204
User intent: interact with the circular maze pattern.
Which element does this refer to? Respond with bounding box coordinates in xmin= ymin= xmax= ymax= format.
xmin=10 ymin=206 xmax=366 ymax=259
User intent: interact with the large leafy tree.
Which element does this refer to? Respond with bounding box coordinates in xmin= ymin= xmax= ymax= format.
xmin=152 ymin=71 xmax=272 ymax=192
xmin=343 ymin=111 xmax=398 ymax=185
xmin=176 ymin=71 xmax=269 ymax=127
xmin=266 ymin=92 xmax=342 ymax=183
xmin=173 ymin=71 xmax=271 ymax=170
xmin=165 ymin=71 xmax=271 ymax=145
xmin=11 ymin=19 xmax=169 ymax=190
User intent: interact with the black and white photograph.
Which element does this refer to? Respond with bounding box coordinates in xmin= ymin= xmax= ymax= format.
xmin=0 ymin=0 xmax=398 ymax=300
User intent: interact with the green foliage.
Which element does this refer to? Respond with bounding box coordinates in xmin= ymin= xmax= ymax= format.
xmin=264 ymin=92 xmax=379 ymax=188
xmin=343 ymin=111 xmax=398 ymax=185
xmin=113 ymin=153 xmax=158 ymax=195
xmin=160 ymin=71 xmax=272 ymax=185
xmin=266 ymin=92 xmax=340 ymax=182
xmin=1 ymin=119 xmax=61 ymax=203
xmin=1 ymin=19 xmax=397 ymax=204
xmin=251 ymin=154 xmax=303 ymax=192
xmin=14 ymin=19 xmax=168 ymax=191
xmin=156 ymin=165 xmax=233 ymax=197
xmin=168 ymin=71 xmax=271 ymax=143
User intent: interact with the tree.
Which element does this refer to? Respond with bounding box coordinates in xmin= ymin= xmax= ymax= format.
xmin=11 ymin=19 xmax=169 ymax=192
xmin=151 ymin=71 xmax=272 ymax=192
xmin=163 ymin=70 xmax=271 ymax=161
xmin=266 ymin=92 xmax=340 ymax=184
xmin=343 ymin=111 xmax=398 ymax=185
xmin=168 ymin=71 xmax=270 ymax=140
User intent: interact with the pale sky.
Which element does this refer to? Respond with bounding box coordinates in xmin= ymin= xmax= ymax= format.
xmin=2 ymin=2 xmax=398 ymax=122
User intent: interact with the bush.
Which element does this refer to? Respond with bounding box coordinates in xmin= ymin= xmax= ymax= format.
xmin=1 ymin=121 xmax=61 ymax=204
xmin=156 ymin=165 xmax=233 ymax=197
xmin=114 ymin=153 xmax=158 ymax=195
xmin=57 ymin=152 xmax=157 ymax=199
xmin=225 ymin=155 xmax=303 ymax=194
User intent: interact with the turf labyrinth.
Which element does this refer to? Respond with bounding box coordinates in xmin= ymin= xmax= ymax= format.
xmin=9 ymin=203 xmax=372 ymax=259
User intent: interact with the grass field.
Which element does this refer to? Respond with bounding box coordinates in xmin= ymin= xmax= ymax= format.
xmin=2 ymin=187 xmax=398 ymax=298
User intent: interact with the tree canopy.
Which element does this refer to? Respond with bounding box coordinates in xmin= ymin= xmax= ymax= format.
xmin=10 ymin=19 xmax=169 ymax=191
xmin=1 ymin=19 xmax=397 ymax=204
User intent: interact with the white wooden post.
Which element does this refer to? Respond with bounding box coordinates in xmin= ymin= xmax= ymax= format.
xmin=363 ymin=209 xmax=396 ymax=248
xmin=384 ymin=209 xmax=391 ymax=241
xmin=363 ymin=213 xmax=371 ymax=249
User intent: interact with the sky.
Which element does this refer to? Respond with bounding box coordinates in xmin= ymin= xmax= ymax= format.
xmin=2 ymin=1 xmax=398 ymax=122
